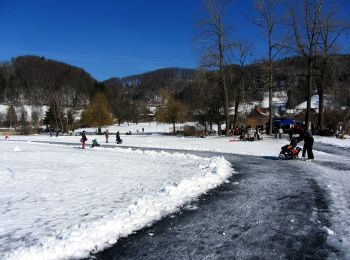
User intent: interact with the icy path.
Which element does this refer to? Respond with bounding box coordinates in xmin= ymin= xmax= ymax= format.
xmin=94 ymin=143 xmax=350 ymax=259
xmin=304 ymin=144 xmax=350 ymax=259
xmin=95 ymin=148 xmax=341 ymax=259
xmin=0 ymin=142 xmax=232 ymax=260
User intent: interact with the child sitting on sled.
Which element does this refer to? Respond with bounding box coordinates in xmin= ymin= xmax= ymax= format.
xmin=91 ymin=139 xmax=100 ymax=148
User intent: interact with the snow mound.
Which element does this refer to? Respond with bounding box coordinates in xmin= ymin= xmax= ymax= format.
xmin=13 ymin=146 xmax=21 ymax=152
xmin=3 ymin=144 xmax=233 ymax=260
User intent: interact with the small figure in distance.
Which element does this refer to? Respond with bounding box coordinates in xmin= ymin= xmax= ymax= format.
xmin=91 ymin=139 xmax=100 ymax=148
xmin=116 ymin=131 xmax=123 ymax=144
xmin=278 ymin=127 xmax=283 ymax=139
xmin=80 ymin=131 xmax=88 ymax=149
xmin=104 ymin=129 xmax=109 ymax=143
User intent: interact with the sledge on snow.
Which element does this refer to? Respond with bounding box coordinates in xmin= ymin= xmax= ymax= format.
xmin=278 ymin=137 xmax=302 ymax=160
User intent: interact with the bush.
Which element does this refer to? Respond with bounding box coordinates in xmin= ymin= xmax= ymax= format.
xmin=182 ymin=125 xmax=206 ymax=137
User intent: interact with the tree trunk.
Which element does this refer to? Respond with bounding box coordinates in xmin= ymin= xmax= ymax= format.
xmin=217 ymin=122 xmax=222 ymax=136
xmin=233 ymin=97 xmax=239 ymax=127
xmin=268 ymin=28 xmax=273 ymax=136
xmin=173 ymin=121 xmax=176 ymax=134
xmin=218 ymin=20 xmax=229 ymax=135
xmin=317 ymin=89 xmax=324 ymax=130
xmin=305 ymin=58 xmax=313 ymax=129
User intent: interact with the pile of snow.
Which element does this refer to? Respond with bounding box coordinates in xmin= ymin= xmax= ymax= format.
xmin=0 ymin=142 xmax=233 ymax=259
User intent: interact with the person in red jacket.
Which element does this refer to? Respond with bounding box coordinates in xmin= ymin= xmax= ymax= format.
xmin=81 ymin=131 xmax=87 ymax=149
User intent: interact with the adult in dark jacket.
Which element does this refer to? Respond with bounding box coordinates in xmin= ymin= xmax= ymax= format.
xmin=301 ymin=129 xmax=314 ymax=159
xmin=116 ymin=131 xmax=122 ymax=144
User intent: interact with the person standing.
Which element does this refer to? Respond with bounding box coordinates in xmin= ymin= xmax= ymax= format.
xmin=81 ymin=131 xmax=87 ymax=149
xmin=301 ymin=129 xmax=314 ymax=160
xmin=278 ymin=127 xmax=283 ymax=139
xmin=116 ymin=131 xmax=122 ymax=144
xmin=105 ymin=129 xmax=109 ymax=143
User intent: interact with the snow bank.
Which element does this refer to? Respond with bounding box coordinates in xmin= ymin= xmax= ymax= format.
xmin=314 ymin=136 xmax=350 ymax=148
xmin=1 ymin=143 xmax=233 ymax=260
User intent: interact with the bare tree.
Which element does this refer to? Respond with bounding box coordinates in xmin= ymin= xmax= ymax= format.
xmin=315 ymin=4 xmax=348 ymax=130
xmin=290 ymin=0 xmax=324 ymax=129
xmin=254 ymin=0 xmax=284 ymax=135
xmin=199 ymin=0 xmax=232 ymax=135
xmin=230 ymin=40 xmax=253 ymax=127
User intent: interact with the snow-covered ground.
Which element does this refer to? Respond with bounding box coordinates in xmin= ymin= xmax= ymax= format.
xmin=0 ymin=141 xmax=232 ymax=260
xmin=1 ymin=127 xmax=350 ymax=259
xmin=314 ymin=135 xmax=350 ymax=148
xmin=74 ymin=122 xmax=197 ymax=135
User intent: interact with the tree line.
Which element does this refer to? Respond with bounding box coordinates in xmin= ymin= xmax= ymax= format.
xmin=194 ymin=0 xmax=349 ymax=135
xmin=0 ymin=0 xmax=349 ymax=134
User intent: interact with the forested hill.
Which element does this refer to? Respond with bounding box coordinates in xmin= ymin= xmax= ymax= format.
xmin=1 ymin=55 xmax=349 ymax=110
xmin=0 ymin=55 xmax=98 ymax=108
xmin=104 ymin=67 xmax=197 ymax=88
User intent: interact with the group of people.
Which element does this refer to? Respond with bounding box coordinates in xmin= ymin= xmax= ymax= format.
xmin=80 ymin=129 xmax=123 ymax=149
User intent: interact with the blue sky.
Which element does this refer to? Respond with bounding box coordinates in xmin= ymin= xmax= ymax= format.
xmin=0 ymin=0 xmax=349 ymax=81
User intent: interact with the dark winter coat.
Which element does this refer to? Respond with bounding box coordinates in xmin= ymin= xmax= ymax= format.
xmin=81 ymin=132 xmax=87 ymax=142
xmin=304 ymin=129 xmax=314 ymax=144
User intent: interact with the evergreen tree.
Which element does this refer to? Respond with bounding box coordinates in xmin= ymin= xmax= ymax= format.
xmin=6 ymin=105 xmax=18 ymax=128
xmin=19 ymin=107 xmax=30 ymax=135
xmin=43 ymin=103 xmax=66 ymax=131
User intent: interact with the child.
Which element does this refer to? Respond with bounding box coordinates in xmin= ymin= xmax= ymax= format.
xmin=91 ymin=139 xmax=100 ymax=148
xmin=80 ymin=131 xmax=87 ymax=149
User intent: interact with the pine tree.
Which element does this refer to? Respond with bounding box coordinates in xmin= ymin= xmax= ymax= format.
xmin=19 ymin=107 xmax=30 ymax=135
xmin=6 ymin=105 xmax=18 ymax=128
xmin=43 ymin=103 xmax=66 ymax=131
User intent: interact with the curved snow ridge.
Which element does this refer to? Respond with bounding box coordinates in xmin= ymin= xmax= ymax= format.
xmin=5 ymin=155 xmax=233 ymax=260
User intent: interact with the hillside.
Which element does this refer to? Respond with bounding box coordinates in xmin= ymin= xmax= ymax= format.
xmin=0 ymin=55 xmax=98 ymax=108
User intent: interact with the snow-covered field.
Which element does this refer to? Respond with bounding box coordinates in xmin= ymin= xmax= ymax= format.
xmin=314 ymin=135 xmax=350 ymax=148
xmin=0 ymin=141 xmax=232 ymax=259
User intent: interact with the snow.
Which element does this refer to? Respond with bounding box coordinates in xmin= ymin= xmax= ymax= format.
xmin=8 ymin=130 xmax=350 ymax=157
xmin=260 ymin=91 xmax=288 ymax=109
xmin=294 ymin=94 xmax=340 ymax=111
xmin=0 ymin=141 xmax=232 ymax=260
xmin=314 ymin=136 xmax=350 ymax=148
xmin=2 ymin=128 xmax=350 ymax=259
xmin=74 ymin=122 xmax=197 ymax=135
xmin=301 ymin=150 xmax=350 ymax=258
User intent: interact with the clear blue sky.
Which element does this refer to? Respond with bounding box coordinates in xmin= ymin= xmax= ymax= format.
xmin=0 ymin=0 xmax=349 ymax=81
